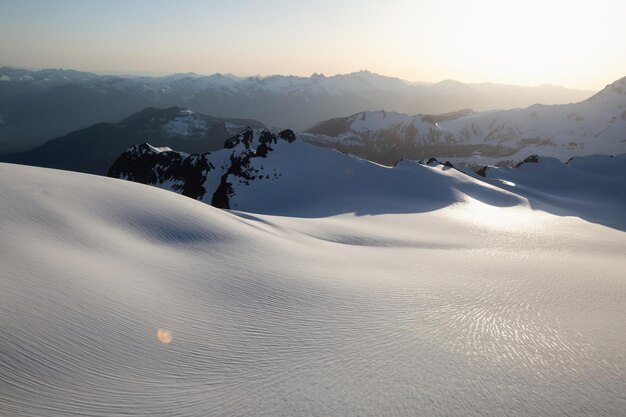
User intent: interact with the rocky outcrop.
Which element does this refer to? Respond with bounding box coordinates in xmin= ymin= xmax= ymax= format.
xmin=108 ymin=128 xmax=297 ymax=209
xmin=211 ymin=128 xmax=295 ymax=209
xmin=107 ymin=143 xmax=214 ymax=200
xmin=514 ymin=155 xmax=540 ymax=168
xmin=475 ymin=155 xmax=540 ymax=177
xmin=475 ymin=166 xmax=489 ymax=177
xmin=418 ymin=157 xmax=456 ymax=170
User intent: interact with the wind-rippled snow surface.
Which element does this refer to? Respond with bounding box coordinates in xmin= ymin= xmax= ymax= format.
xmin=1 ymin=163 xmax=625 ymax=416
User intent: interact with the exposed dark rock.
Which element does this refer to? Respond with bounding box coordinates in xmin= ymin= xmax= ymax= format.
xmin=278 ymin=129 xmax=296 ymax=143
xmin=224 ymin=127 xmax=254 ymax=149
xmin=211 ymin=173 xmax=234 ymax=209
xmin=213 ymin=130 xmax=285 ymax=208
xmin=514 ymin=155 xmax=539 ymax=168
xmin=418 ymin=157 xmax=455 ymax=170
xmin=107 ymin=143 xmax=214 ymax=200
xmin=178 ymin=155 xmax=214 ymax=199
xmin=109 ymin=128 xmax=298 ymax=210
xmin=476 ymin=166 xmax=489 ymax=177
xmin=255 ymin=130 xmax=276 ymax=157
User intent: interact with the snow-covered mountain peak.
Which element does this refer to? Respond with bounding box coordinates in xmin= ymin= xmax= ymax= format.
xmin=119 ymin=106 xmax=211 ymax=136
xmin=162 ymin=109 xmax=209 ymax=136
xmin=115 ymin=106 xmax=263 ymax=142
xmin=587 ymin=76 xmax=626 ymax=102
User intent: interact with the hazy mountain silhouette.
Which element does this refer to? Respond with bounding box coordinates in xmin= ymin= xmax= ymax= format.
xmin=0 ymin=107 xmax=264 ymax=175
xmin=0 ymin=66 xmax=593 ymax=154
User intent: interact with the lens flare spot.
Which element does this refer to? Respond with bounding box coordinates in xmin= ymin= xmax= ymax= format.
xmin=157 ymin=328 xmax=172 ymax=344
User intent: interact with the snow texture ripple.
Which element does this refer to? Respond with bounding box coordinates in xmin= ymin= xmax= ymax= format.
xmin=0 ymin=163 xmax=625 ymax=416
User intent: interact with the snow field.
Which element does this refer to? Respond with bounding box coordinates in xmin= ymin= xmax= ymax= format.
xmin=0 ymin=163 xmax=625 ymax=416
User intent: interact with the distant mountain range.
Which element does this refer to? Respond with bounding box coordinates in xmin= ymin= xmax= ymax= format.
xmin=304 ymin=76 xmax=626 ymax=166
xmin=0 ymin=66 xmax=593 ymax=154
xmin=0 ymin=107 xmax=263 ymax=175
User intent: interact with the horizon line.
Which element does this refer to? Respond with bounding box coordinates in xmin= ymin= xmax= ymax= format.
xmin=0 ymin=63 xmax=604 ymax=92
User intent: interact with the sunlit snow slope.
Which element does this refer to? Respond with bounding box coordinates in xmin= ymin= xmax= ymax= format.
xmin=1 ymin=162 xmax=625 ymax=416
xmin=479 ymin=154 xmax=626 ymax=230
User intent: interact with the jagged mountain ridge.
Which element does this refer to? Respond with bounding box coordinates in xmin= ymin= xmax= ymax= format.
xmin=108 ymin=128 xmax=296 ymax=209
xmin=0 ymin=107 xmax=264 ymax=175
xmin=303 ymin=77 xmax=626 ymax=166
xmin=0 ymin=66 xmax=593 ymax=154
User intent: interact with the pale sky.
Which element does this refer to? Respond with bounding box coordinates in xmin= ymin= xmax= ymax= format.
xmin=0 ymin=0 xmax=624 ymax=90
